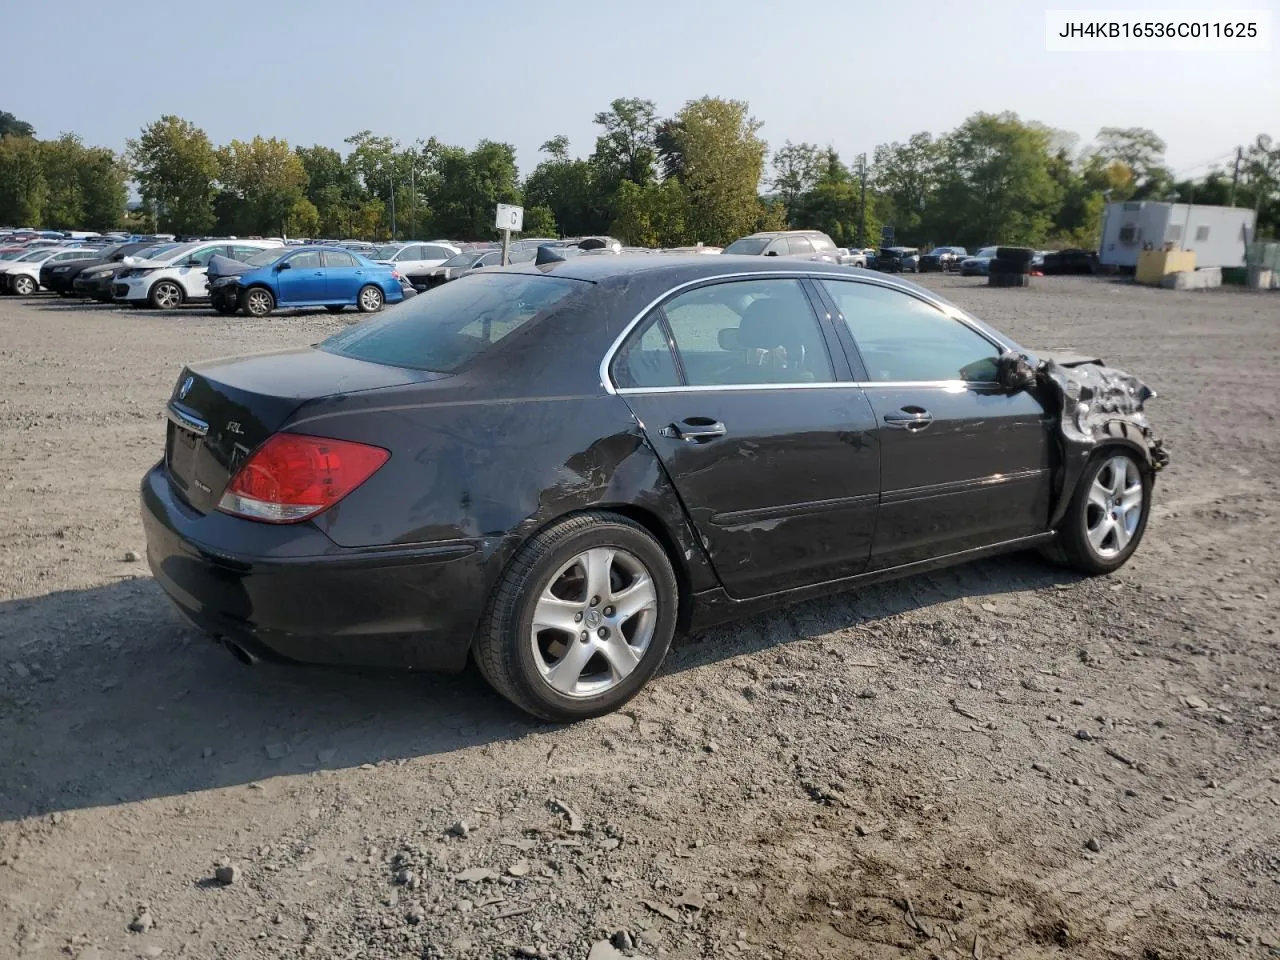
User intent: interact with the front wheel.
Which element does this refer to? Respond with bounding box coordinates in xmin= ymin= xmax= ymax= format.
xmin=212 ymin=291 xmax=237 ymax=315
xmin=473 ymin=512 xmax=679 ymax=721
xmin=357 ymin=284 xmax=383 ymax=313
xmin=149 ymin=280 xmax=183 ymax=310
xmin=1047 ymin=445 xmax=1152 ymax=575
xmin=12 ymin=275 xmax=36 ymax=296
xmin=242 ymin=287 xmax=275 ymax=318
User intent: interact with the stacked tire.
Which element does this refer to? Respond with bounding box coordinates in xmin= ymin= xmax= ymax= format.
xmin=988 ymin=247 xmax=1034 ymax=287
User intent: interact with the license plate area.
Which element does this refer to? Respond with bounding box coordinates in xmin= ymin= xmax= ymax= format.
xmin=166 ymin=421 xmax=200 ymax=494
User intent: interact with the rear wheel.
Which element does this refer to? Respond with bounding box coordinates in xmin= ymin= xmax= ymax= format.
xmin=242 ymin=287 xmax=275 ymax=318
xmin=1046 ymin=446 xmax=1151 ymax=575
xmin=148 ymin=280 xmax=182 ymax=310
xmin=474 ymin=512 xmax=679 ymax=721
xmin=357 ymin=285 xmax=383 ymax=313
xmin=12 ymin=275 xmax=36 ymax=296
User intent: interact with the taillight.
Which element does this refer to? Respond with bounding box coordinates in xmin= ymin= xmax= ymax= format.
xmin=217 ymin=433 xmax=389 ymax=523
xmin=390 ymin=270 xmax=401 ymax=280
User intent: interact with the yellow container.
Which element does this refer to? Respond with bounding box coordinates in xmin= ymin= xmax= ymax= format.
xmin=1136 ymin=248 xmax=1197 ymax=285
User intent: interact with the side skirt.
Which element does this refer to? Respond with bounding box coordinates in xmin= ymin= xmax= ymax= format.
xmin=687 ymin=532 xmax=1057 ymax=632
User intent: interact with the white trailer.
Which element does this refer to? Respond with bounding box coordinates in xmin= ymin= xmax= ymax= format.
xmin=1098 ymin=201 xmax=1256 ymax=269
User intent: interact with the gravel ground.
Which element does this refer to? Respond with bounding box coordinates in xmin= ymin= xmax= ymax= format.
xmin=0 ymin=277 xmax=1277 ymax=960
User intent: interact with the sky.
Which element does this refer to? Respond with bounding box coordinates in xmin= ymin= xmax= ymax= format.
xmin=4 ymin=0 xmax=1277 ymax=179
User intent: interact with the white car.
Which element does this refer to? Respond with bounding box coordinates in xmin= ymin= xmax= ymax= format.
xmin=372 ymin=241 xmax=460 ymax=287
xmin=112 ymin=239 xmax=283 ymax=309
xmin=0 ymin=247 xmax=97 ymax=296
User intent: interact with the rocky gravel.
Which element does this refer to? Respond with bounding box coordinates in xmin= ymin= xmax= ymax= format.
xmin=0 ymin=278 xmax=1278 ymax=959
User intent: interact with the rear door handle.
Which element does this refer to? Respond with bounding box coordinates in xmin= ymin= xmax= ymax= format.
xmin=661 ymin=418 xmax=727 ymax=443
xmin=883 ymin=407 xmax=933 ymax=432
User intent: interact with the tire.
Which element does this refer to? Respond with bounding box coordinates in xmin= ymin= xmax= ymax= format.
xmin=12 ymin=275 xmax=36 ymax=296
xmin=212 ymin=291 xmax=237 ymax=315
xmin=1045 ymin=440 xmax=1152 ymax=575
xmin=473 ymin=512 xmax=680 ymax=721
xmin=241 ymin=286 xmax=275 ymax=318
xmin=324 ymin=304 xmax=345 ymax=314
xmin=995 ymin=246 xmax=1035 ymax=266
xmin=356 ymin=284 xmax=383 ymax=313
xmin=148 ymin=280 xmax=183 ymax=310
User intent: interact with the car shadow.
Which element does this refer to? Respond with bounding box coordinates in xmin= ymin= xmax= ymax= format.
xmin=0 ymin=553 xmax=1080 ymax=822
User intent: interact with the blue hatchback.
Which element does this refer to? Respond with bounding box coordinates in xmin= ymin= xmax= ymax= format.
xmin=210 ymin=246 xmax=405 ymax=317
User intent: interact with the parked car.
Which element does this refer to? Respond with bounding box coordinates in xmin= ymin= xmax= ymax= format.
xmin=959 ymin=247 xmax=1000 ymax=276
xmin=837 ymin=248 xmax=870 ymax=267
xmin=372 ymin=241 xmax=461 ymax=289
xmin=0 ymin=246 xmax=97 ymax=295
xmin=873 ymin=247 xmax=921 ymax=273
xmin=418 ymin=247 xmax=535 ymax=289
xmin=143 ymin=256 xmax=1166 ymax=721
xmin=41 ymin=241 xmax=155 ymax=297
xmin=338 ymin=240 xmax=378 ymax=258
xmin=1042 ymin=248 xmax=1098 ymax=275
xmin=918 ymin=246 xmax=968 ymax=273
xmin=113 ymin=239 xmax=283 ymax=309
xmin=74 ymin=243 xmax=179 ymax=302
xmin=206 ymin=246 xmax=405 ymax=317
xmin=722 ymin=230 xmax=841 ymax=262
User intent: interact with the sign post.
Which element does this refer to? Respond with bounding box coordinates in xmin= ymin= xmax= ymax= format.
xmin=495 ymin=204 xmax=524 ymax=266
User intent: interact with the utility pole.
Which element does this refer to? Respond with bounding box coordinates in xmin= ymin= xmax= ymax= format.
xmin=1229 ymin=145 xmax=1243 ymax=207
xmin=857 ymin=153 xmax=868 ymax=248
xmin=409 ymin=153 xmax=415 ymax=241
xmin=389 ymin=177 xmax=396 ymax=241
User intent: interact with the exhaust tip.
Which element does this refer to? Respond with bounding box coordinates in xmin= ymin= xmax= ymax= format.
xmin=221 ymin=639 xmax=259 ymax=666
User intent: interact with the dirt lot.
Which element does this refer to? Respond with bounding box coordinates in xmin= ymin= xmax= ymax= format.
xmin=0 ymin=276 xmax=1277 ymax=960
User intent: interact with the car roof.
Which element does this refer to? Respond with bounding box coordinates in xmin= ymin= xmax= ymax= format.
xmin=743 ymin=230 xmax=828 ymax=239
xmin=504 ymin=253 xmax=934 ymax=287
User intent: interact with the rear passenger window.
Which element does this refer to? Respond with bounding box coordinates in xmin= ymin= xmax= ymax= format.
xmin=820 ymin=280 xmax=999 ymax=383
xmin=612 ymin=318 xmax=679 ymax=389
xmin=421 ymin=246 xmax=450 ymax=259
xmin=322 ymin=251 xmax=357 ymax=268
xmin=614 ymin=278 xmax=833 ymax=388
xmin=786 ymin=237 xmax=814 ymax=255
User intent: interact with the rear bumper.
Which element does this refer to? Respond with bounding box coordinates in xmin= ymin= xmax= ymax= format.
xmin=140 ymin=463 xmax=488 ymax=672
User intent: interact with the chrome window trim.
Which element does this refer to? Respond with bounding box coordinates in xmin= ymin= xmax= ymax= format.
xmin=614 ymin=379 xmax=996 ymax=396
xmin=598 ymin=270 xmax=1008 ymax=394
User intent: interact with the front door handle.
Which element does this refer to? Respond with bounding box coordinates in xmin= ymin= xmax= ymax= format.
xmin=661 ymin=418 xmax=727 ymax=443
xmin=883 ymin=407 xmax=934 ymax=432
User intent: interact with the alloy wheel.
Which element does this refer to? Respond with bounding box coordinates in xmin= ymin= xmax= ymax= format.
xmin=529 ymin=547 xmax=658 ymax=698
xmin=14 ymin=276 xmax=35 ymax=296
xmin=154 ymin=283 xmax=181 ymax=309
xmin=359 ymin=287 xmax=382 ymax=312
xmin=245 ymin=290 xmax=272 ymax=317
xmin=1084 ymin=455 xmax=1143 ymax=558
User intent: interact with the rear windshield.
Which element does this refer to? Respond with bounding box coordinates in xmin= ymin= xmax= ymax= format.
xmin=318 ymin=272 xmax=585 ymax=373
xmin=723 ymin=238 xmax=770 ymax=255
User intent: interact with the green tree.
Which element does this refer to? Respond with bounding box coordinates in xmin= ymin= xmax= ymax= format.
xmin=0 ymin=134 xmax=46 ymax=225
xmin=609 ymin=179 xmax=689 ymax=247
xmin=590 ymin=98 xmax=658 ymax=191
xmin=524 ymin=136 xmax=607 ymax=237
xmin=297 ymin=144 xmax=366 ymax=237
xmin=425 ymin=140 xmax=521 ymax=239
xmin=665 ymin=97 xmax=768 ymax=245
xmin=217 ymin=136 xmax=309 ymax=236
xmin=790 ymin=149 xmax=879 ymax=247
xmin=40 ymin=134 xmax=88 ymax=229
xmin=930 ymin=112 xmax=1060 ymax=248
xmin=1091 ymin=127 xmax=1171 ymax=199
xmin=0 ymin=111 xmax=35 ymax=139
xmin=771 ymin=141 xmax=823 ymax=223
xmin=127 ymin=116 xmax=219 ymax=234
xmin=521 ymin=204 xmax=558 ymax=238
xmin=78 ymin=147 xmax=127 ymax=230
xmin=872 ymin=132 xmax=940 ymax=243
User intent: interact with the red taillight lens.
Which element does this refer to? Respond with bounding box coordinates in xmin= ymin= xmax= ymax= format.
xmin=391 ymin=270 xmax=401 ymax=280
xmin=217 ymin=433 xmax=389 ymax=523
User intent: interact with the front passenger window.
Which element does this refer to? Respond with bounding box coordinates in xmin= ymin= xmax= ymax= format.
xmin=820 ymin=280 xmax=999 ymax=383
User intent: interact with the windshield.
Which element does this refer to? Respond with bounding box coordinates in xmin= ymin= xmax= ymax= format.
xmin=373 ymin=244 xmax=404 ymax=260
xmin=319 ymin=273 xmax=585 ymax=373
xmin=245 ymin=248 xmax=290 ymax=267
xmin=144 ymin=241 xmax=198 ymax=263
xmin=442 ymin=252 xmax=481 ymax=267
xmin=133 ymin=243 xmax=178 ymax=260
xmin=0 ymin=250 xmax=25 ymax=260
xmin=975 ymin=247 xmax=998 ymax=258
xmin=18 ymin=248 xmax=56 ymax=262
xmin=723 ymin=238 xmax=770 ymax=255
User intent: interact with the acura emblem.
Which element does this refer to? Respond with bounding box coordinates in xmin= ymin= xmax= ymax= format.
xmin=178 ymin=375 xmax=194 ymax=400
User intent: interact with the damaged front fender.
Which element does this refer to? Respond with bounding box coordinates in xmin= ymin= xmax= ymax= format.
xmin=1034 ymin=354 xmax=1170 ymax=530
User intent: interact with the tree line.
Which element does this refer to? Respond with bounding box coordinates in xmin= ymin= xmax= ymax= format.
xmin=1 ymin=103 xmax=1277 ymax=248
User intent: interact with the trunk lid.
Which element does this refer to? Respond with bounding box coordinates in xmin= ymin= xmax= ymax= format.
xmin=164 ymin=347 xmax=445 ymax=514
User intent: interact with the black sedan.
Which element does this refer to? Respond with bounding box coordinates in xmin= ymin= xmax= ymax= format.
xmin=142 ymin=257 xmax=1166 ymax=720
xmin=918 ymin=246 xmax=968 ymax=273
xmin=41 ymin=241 xmax=154 ymax=297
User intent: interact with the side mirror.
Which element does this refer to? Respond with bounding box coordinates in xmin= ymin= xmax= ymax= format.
xmin=997 ymin=350 xmax=1036 ymax=391
xmin=276 ymin=261 xmax=291 ymax=271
